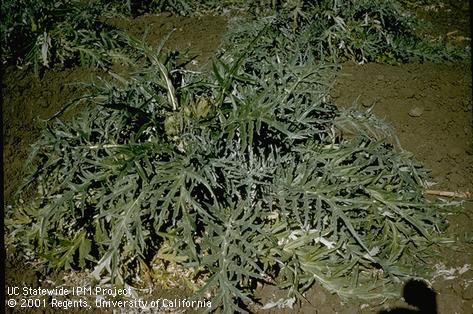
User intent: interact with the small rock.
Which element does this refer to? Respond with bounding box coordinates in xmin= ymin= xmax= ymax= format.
xmin=408 ymin=106 xmax=424 ymax=117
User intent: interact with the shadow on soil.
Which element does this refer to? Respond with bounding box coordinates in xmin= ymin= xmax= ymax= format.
xmin=379 ymin=279 xmax=437 ymax=314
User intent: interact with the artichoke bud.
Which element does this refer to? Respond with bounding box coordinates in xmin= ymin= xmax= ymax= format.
xmin=183 ymin=105 xmax=192 ymax=117
xmin=164 ymin=113 xmax=181 ymax=136
xmin=195 ymin=97 xmax=212 ymax=119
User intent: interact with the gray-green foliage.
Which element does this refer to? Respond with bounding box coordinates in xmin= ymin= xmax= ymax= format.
xmin=226 ymin=0 xmax=468 ymax=64
xmin=0 ymin=0 xmax=135 ymax=72
xmin=8 ymin=35 xmax=447 ymax=311
xmin=2 ymin=0 xmax=466 ymax=71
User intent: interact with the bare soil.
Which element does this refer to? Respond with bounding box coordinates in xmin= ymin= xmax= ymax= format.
xmin=2 ymin=3 xmax=472 ymax=313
